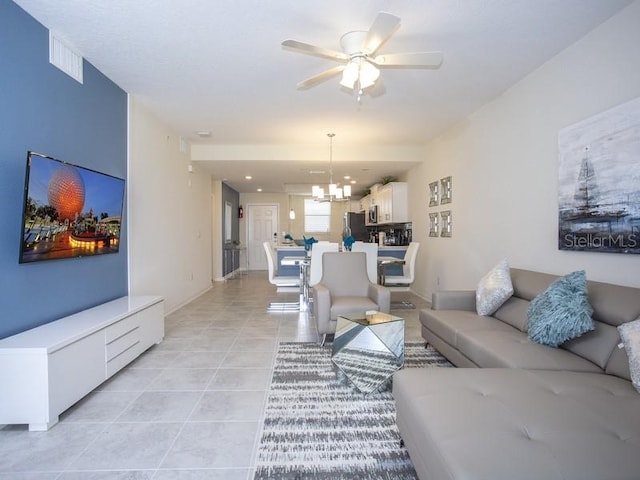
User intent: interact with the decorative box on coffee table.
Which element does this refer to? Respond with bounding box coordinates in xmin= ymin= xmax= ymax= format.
xmin=331 ymin=311 xmax=405 ymax=394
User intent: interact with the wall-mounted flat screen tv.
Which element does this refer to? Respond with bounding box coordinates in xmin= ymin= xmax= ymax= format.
xmin=19 ymin=151 xmax=126 ymax=264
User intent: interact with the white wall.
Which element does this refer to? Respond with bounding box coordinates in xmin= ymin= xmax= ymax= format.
xmin=409 ymin=1 xmax=640 ymax=299
xmin=128 ymin=97 xmax=213 ymax=313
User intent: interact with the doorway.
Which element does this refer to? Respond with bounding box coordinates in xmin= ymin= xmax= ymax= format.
xmin=247 ymin=204 xmax=279 ymax=270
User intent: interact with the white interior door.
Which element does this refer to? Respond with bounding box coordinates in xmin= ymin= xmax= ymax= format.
xmin=247 ymin=204 xmax=278 ymax=270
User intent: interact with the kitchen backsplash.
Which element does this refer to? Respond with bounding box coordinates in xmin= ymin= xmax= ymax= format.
xmin=367 ymin=223 xmax=412 ymax=246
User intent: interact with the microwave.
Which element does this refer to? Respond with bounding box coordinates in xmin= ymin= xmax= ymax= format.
xmin=368 ymin=205 xmax=378 ymax=224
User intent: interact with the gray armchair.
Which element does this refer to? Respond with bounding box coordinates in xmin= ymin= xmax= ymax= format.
xmin=312 ymin=252 xmax=390 ymax=345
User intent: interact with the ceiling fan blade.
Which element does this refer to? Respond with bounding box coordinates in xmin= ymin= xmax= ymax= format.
xmin=282 ymin=39 xmax=349 ymax=62
xmin=297 ymin=65 xmax=345 ymax=90
xmin=363 ymin=12 xmax=401 ymax=55
xmin=373 ymin=51 xmax=444 ymax=67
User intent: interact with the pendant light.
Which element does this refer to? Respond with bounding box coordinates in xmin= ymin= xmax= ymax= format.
xmin=289 ymin=194 xmax=296 ymax=220
xmin=312 ymin=133 xmax=351 ymax=202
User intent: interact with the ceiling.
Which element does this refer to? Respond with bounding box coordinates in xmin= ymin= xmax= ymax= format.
xmin=13 ymin=0 xmax=632 ymax=195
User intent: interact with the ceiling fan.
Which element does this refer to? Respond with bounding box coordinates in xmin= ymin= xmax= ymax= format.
xmin=282 ymin=12 xmax=443 ymax=95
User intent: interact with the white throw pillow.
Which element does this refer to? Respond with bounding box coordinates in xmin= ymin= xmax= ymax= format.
xmin=618 ymin=318 xmax=640 ymax=394
xmin=476 ymin=259 xmax=514 ymax=316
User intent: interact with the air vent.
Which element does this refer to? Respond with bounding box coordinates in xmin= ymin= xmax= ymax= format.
xmin=49 ymin=32 xmax=83 ymax=84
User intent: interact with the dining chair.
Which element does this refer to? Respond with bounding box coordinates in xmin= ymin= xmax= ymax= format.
xmin=308 ymin=242 xmax=339 ymax=288
xmin=351 ymin=241 xmax=379 ymax=284
xmin=383 ymin=242 xmax=420 ymax=290
xmin=263 ymin=242 xmax=299 ymax=292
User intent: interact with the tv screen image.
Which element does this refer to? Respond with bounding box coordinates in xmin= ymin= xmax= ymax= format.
xmin=19 ymin=151 xmax=126 ymax=264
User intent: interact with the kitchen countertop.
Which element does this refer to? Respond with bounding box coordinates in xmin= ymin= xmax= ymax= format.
xmin=275 ymin=244 xmax=305 ymax=250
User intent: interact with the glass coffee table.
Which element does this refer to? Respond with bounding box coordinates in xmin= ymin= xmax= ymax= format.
xmin=331 ymin=311 xmax=405 ymax=394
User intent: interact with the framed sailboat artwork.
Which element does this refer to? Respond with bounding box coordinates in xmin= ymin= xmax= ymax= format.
xmin=558 ymin=96 xmax=640 ymax=254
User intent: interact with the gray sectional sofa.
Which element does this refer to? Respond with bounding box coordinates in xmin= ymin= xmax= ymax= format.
xmin=393 ymin=268 xmax=640 ymax=480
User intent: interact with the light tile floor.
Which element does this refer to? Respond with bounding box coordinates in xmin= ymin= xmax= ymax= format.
xmin=0 ymin=271 xmax=427 ymax=479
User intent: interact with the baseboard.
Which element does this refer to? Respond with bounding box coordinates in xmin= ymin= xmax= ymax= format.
xmin=163 ymin=283 xmax=213 ymax=316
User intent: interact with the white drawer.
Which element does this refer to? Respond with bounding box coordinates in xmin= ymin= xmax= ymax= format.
xmin=105 ymin=327 xmax=140 ymax=361
xmin=104 ymin=314 xmax=139 ymax=343
xmin=106 ymin=340 xmax=141 ymax=378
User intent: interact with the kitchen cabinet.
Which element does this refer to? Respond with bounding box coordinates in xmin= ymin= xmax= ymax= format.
xmin=361 ymin=195 xmax=375 ymax=226
xmin=370 ymin=184 xmax=381 ymax=205
xmin=363 ymin=184 xmax=382 ymax=225
xmin=377 ymin=182 xmax=408 ymax=224
xmin=359 ymin=194 xmax=371 ymax=214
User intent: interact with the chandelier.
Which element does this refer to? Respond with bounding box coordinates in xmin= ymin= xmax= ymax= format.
xmin=312 ymin=133 xmax=351 ymax=202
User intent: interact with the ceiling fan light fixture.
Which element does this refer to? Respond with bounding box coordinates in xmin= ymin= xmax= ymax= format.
xmin=285 ymin=12 xmax=443 ymax=96
xmin=339 ymin=61 xmax=359 ymax=89
xmin=359 ymin=61 xmax=380 ymax=90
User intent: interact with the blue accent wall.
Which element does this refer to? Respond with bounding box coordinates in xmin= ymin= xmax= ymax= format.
xmin=0 ymin=2 xmax=128 ymax=339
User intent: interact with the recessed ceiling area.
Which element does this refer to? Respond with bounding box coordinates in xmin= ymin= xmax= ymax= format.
xmin=12 ymin=0 xmax=632 ymax=193
xmin=190 ymin=142 xmax=424 ymax=195
xmin=194 ymin=158 xmax=419 ymax=196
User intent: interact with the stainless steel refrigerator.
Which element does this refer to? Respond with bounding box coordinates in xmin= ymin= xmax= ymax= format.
xmin=343 ymin=212 xmax=368 ymax=241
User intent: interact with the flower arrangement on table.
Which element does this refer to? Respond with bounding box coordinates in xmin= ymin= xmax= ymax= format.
xmin=303 ymin=236 xmax=318 ymax=252
xmin=343 ymin=235 xmax=356 ymax=251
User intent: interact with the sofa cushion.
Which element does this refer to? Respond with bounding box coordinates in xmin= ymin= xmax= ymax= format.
xmin=492 ymin=296 xmax=530 ymax=332
xmin=510 ymin=268 xmax=559 ymax=301
xmin=510 ymin=268 xmax=640 ymax=328
xmin=455 ymin=328 xmax=602 ymax=372
xmin=475 ymin=259 xmax=513 ymax=316
xmin=587 ymin=280 xmax=640 ymax=326
xmin=420 ymin=308 xmax=515 ymax=348
xmin=393 ymin=368 xmax=640 ymax=480
xmin=330 ymin=296 xmax=379 ymax=320
xmin=618 ymin=318 xmax=640 ymax=393
xmin=561 ymin=320 xmax=621 ymax=370
xmin=607 ymin=343 xmax=632 ymax=381
xmin=527 ymin=270 xmax=595 ymax=347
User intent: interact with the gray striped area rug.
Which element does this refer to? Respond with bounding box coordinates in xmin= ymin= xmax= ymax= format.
xmin=253 ymin=342 xmax=452 ymax=479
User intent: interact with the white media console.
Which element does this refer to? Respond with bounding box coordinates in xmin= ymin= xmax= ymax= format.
xmin=0 ymin=295 xmax=164 ymax=431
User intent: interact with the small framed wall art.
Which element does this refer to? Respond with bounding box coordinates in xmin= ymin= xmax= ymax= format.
xmin=429 ymin=212 xmax=439 ymax=237
xmin=440 ymin=176 xmax=452 ymax=204
xmin=440 ymin=210 xmax=452 ymax=237
xmin=428 ymin=181 xmax=439 ymax=207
